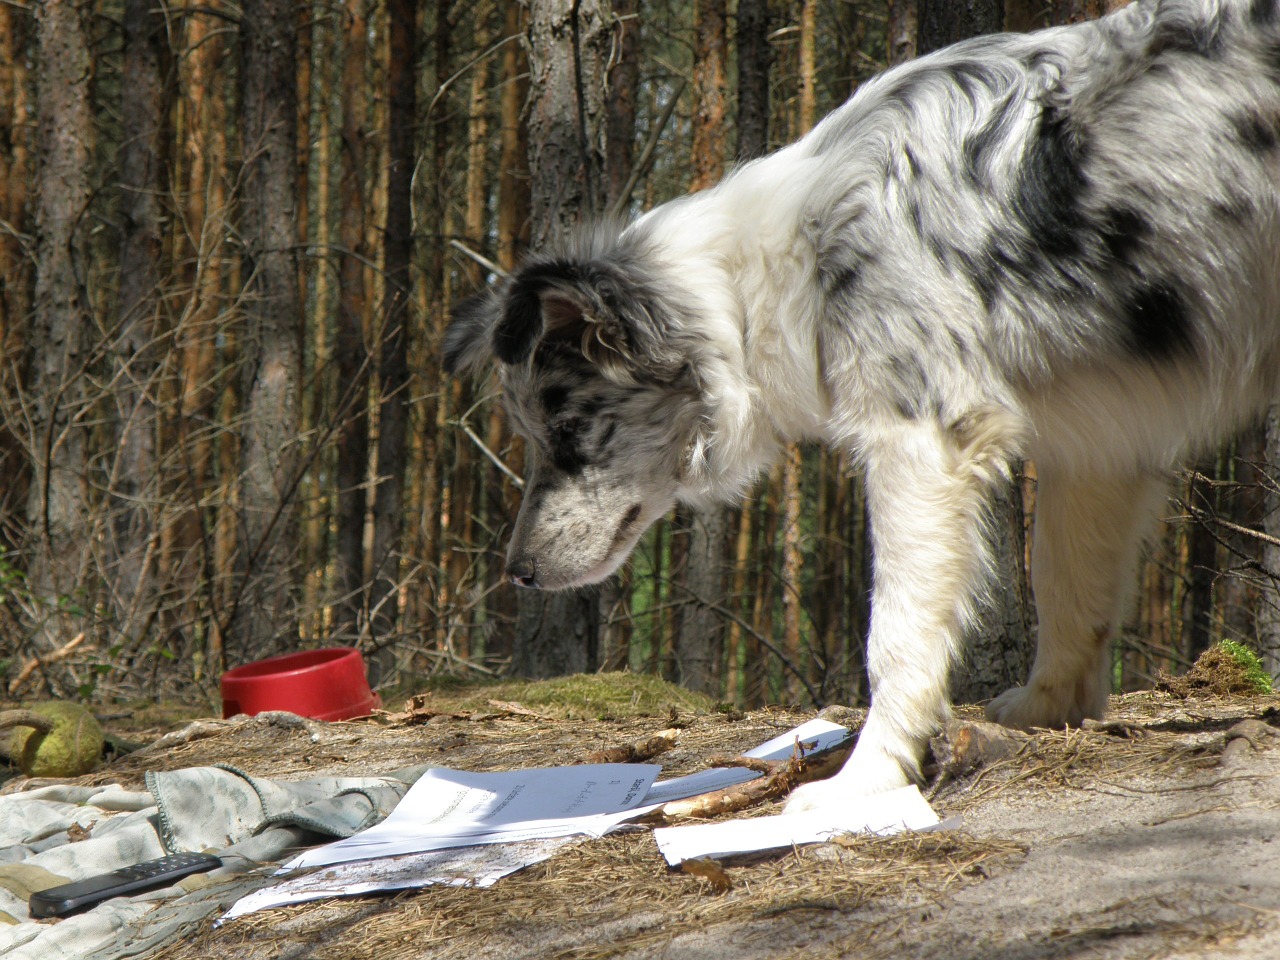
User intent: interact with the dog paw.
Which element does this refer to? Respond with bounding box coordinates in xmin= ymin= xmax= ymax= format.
xmin=986 ymin=682 xmax=1103 ymax=731
xmin=783 ymin=745 xmax=911 ymax=814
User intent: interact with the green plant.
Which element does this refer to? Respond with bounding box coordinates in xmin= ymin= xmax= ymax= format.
xmin=1216 ymin=639 xmax=1273 ymax=695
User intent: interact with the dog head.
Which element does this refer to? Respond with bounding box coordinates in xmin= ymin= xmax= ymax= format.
xmin=443 ymin=231 xmax=713 ymax=590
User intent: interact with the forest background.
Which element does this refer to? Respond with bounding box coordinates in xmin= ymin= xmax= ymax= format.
xmin=2 ymin=0 xmax=1279 ymax=711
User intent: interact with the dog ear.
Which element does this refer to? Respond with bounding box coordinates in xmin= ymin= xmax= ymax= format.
xmin=495 ymin=260 xmax=690 ymax=383
xmin=443 ymin=288 xmax=501 ymax=374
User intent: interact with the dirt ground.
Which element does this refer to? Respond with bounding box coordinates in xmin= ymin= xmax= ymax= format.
xmin=8 ymin=676 xmax=1280 ymax=960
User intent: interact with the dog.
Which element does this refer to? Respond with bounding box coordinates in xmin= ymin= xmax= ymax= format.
xmin=445 ymin=0 xmax=1280 ymax=811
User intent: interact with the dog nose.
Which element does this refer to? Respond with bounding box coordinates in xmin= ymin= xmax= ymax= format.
xmin=507 ymin=557 xmax=538 ymax=588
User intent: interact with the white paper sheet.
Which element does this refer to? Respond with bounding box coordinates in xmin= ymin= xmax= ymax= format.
xmin=652 ymin=784 xmax=942 ymax=866
xmin=219 ymin=838 xmax=578 ymax=921
xmin=284 ymin=763 xmax=661 ymax=870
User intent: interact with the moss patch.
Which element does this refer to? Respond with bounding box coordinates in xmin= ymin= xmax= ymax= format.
xmin=1157 ymin=641 xmax=1274 ymax=699
xmin=403 ymin=672 xmax=720 ymax=720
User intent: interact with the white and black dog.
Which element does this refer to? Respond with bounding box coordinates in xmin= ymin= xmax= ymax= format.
xmin=445 ymin=0 xmax=1280 ymax=811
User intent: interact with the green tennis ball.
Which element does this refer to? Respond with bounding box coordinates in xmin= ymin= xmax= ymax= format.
xmin=2 ymin=702 xmax=104 ymax=778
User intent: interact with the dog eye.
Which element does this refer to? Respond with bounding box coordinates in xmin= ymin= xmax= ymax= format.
xmin=553 ymin=417 xmax=582 ymax=438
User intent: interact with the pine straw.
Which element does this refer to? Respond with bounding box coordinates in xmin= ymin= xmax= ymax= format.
xmin=160 ymin=829 xmax=1026 ymax=960
xmin=933 ymin=691 xmax=1280 ymax=811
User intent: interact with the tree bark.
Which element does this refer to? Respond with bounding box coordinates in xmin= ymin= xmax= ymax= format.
xmin=512 ymin=0 xmax=615 ymax=678
xmin=233 ymin=0 xmax=304 ymax=656
xmin=0 ymin=4 xmax=32 ymax=540
xmin=367 ymin=0 xmax=417 ymax=673
xmin=689 ymin=0 xmax=727 ymax=194
xmin=918 ymin=0 xmax=1005 ymax=52
xmin=1260 ymin=410 xmax=1280 ymax=678
xmin=606 ymin=0 xmax=639 ymax=207
xmin=332 ymin=0 xmax=372 ymax=644
xmin=25 ymin=0 xmax=95 ymax=668
xmin=735 ymin=0 xmax=771 ymax=162
xmin=110 ymin=0 xmax=169 ymax=646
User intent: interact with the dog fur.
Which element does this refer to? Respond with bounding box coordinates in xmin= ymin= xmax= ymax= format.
xmin=445 ymin=0 xmax=1280 ymax=811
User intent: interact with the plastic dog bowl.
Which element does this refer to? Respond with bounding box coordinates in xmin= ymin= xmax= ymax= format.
xmin=220 ymin=647 xmax=382 ymax=721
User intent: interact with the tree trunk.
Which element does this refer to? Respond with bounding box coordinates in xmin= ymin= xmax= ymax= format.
xmin=688 ymin=0 xmax=727 ymax=194
xmin=735 ymin=0 xmax=771 ymax=162
xmin=24 ymin=0 xmax=95 ymax=671
xmin=886 ymin=0 xmax=918 ymax=66
xmin=233 ymin=0 xmax=303 ymax=657
xmin=511 ymin=0 xmax=615 ymax=679
xmin=918 ymin=0 xmax=1005 ymax=52
xmin=332 ymin=0 xmax=372 ymax=644
xmin=0 ymin=4 xmax=32 ymax=541
xmin=367 ymin=0 xmax=417 ymax=677
xmin=605 ymin=0 xmax=639 ymax=206
xmin=110 ymin=0 xmax=168 ymax=647
xmin=1259 ymin=409 xmax=1280 ymax=678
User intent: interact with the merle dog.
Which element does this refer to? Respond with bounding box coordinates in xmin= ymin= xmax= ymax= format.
xmin=445 ymin=0 xmax=1280 ymax=811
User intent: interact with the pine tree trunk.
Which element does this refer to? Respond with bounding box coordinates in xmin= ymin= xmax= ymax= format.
xmin=25 ymin=0 xmax=95 ymax=669
xmin=511 ymin=0 xmax=615 ymax=679
xmin=605 ymin=0 xmax=639 ymax=206
xmin=735 ymin=0 xmax=771 ymax=161
xmin=111 ymin=0 xmax=168 ymax=647
xmin=0 ymin=5 xmax=32 ymax=543
xmin=1259 ymin=409 xmax=1280 ymax=678
xmin=367 ymin=0 xmax=417 ymax=674
xmin=332 ymin=0 xmax=372 ymax=644
xmin=233 ymin=0 xmax=303 ymax=656
xmin=917 ymin=0 xmax=1004 ymax=52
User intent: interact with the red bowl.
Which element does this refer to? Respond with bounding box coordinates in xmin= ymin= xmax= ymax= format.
xmin=220 ymin=648 xmax=381 ymax=721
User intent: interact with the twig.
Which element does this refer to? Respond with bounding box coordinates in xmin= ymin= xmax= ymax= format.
xmin=449 ymin=240 xmax=509 ymax=280
xmin=658 ymin=735 xmax=853 ymax=820
xmin=9 ymin=633 xmax=87 ymax=696
xmin=459 ymin=420 xmax=525 ymax=489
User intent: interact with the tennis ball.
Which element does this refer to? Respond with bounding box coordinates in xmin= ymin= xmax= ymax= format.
xmin=0 ymin=702 xmax=104 ymax=777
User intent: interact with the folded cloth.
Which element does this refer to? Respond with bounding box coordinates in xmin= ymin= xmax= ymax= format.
xmin=0 ymin=762 xmax=429 ymax=960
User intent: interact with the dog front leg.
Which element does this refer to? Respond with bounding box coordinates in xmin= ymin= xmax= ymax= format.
xmin=786 ymin=419 xmax=1005 ymax=812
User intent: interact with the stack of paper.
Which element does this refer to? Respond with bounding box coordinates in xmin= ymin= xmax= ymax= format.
xmin=222 ymin=718 xmax=944 ymax=921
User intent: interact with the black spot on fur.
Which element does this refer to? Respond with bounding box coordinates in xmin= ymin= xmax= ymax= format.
xmin=903 ymin=145 xmax=922 ymax=179
xmin=1013 ymin=106 xmax=1089 ymax=264
xmin=955 ymin=246 xmax=1000 ymax=312
xmin=962 ymin=93 xmax=1019 ymax=187
xmin=540 ymin=385 xmax=570 ymax=416
xmin=549 ymin=418 xmax=589 ymax=474
xmin=1212 ymin=190 xmax=1255 ymax=223
xmin=1123 ymin=280 xmax=1193 ymax=360
xmin=1099 ymin=206 xmax=1152 ymax=265
xmin=1229 ymin=110 xmax=1280 ymax=154
xmin=1153 ymin=10 xmax=1224 ymax=58
xmin=1253 ymin=0 xmax=1279 ymax=26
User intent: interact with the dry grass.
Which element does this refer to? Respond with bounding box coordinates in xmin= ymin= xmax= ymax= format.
xmin=159 ymin=828 xmax=1026 ymax=960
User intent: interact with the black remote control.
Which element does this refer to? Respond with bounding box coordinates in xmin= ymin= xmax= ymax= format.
xmin=28 ymin=852 xmax=222 ymax=919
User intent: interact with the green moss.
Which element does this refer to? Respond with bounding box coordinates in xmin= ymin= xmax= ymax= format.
xmin=411 ymin=671 xmax=718 ymax=720
xmin=1216 ymin=639 xmax=1273 ymax=695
